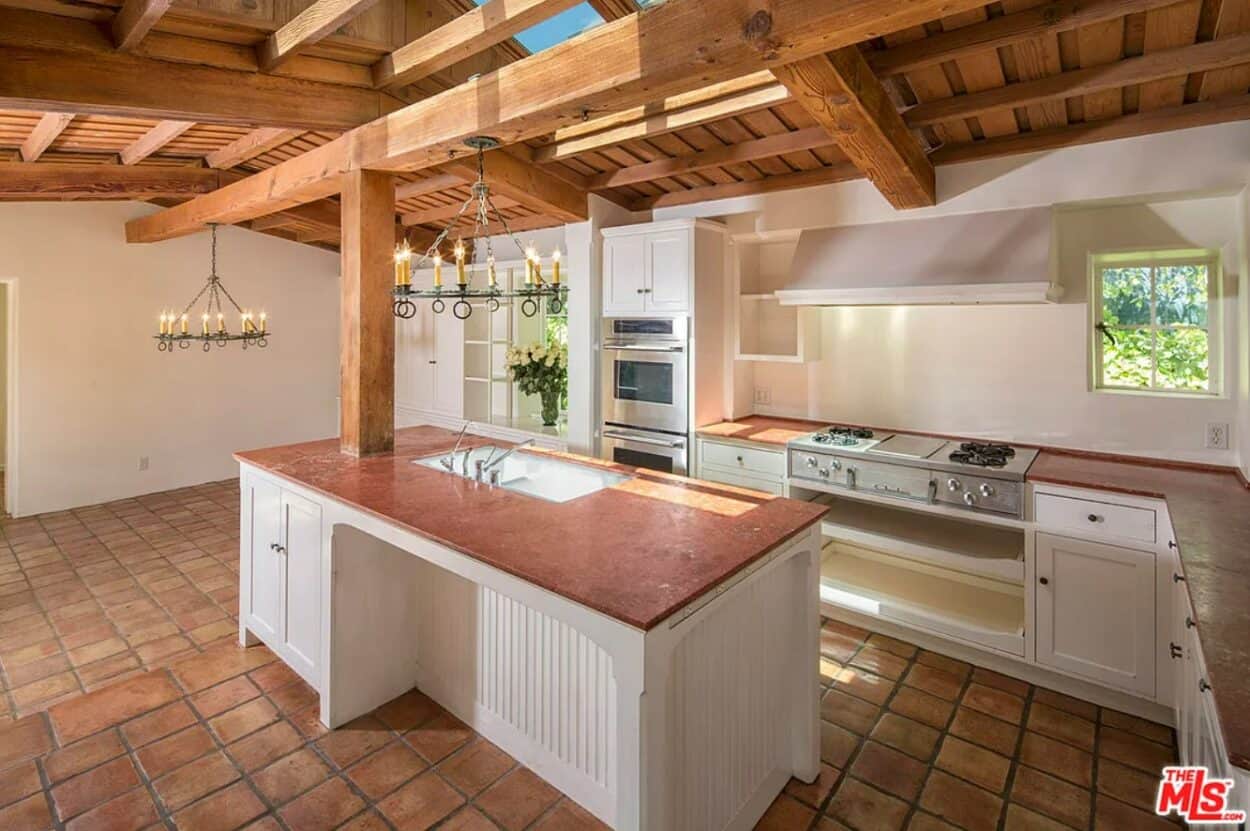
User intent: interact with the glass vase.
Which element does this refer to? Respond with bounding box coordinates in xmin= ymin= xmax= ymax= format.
xmin=540 ymin=389 xmax=561 ymax=427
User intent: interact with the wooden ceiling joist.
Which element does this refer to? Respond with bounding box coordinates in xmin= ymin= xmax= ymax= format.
xmin=121 ymin=0 xmax=1073 ymax=242
xmin=903 ymin=32 xmax=1250 ymax=128
xmin=444 ymin=150 xmax=589 ymax=222
xmin=534 ymin=79 xmax=790 ymax=163
xmin=260 ymin=0 xmax=385 ymax=71
xmin=0 ymin=9 xmax=389 ymax=130
xmin=119 ymin=120 xmax=196 ymax=164
xmin=631 ymin=163 xmax=862 ymax=210
xmin=587 ymin=0 xmax=641 ymax=20
xmin=395 ymin=173 xmax=466 ymax=201
xmin=0 ymin=162 xmax=220 ymax=197
xmin=583 ymin=126 xmax=834 ymax=190
xmin=204 ymin=128 xmax=305 ymax=170
xmin=372 ymin=0 xmax=584 ymax=90
xmin=19 ymin=112 xmax=74 ymax=162
xmin=111 ymin=0 xmax=173 ymax=52
xmin=773 ymin=50 xmax=935 ymax=209
xmin=866 ymin=0 xmax=1185 ymax=77
xmin=400 ymin=195 xmax=520 ymax=227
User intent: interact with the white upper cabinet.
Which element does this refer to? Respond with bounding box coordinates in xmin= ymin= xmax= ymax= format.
xmin=602 ymin=222 xmax=693 ymax=316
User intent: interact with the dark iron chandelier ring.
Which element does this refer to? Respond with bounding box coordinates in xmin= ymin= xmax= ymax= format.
xmin=452 ymin=300 xmax=473 ymax=320
xmin=520 ymin=297 xmax=539 ymax=318
xmin=488 ymin=297 xmax=501 ymax=313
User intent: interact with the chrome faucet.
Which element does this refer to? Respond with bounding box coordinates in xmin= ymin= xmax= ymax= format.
xmin=440 ymin=422 xmax=472 ymax=472
xmin=479 ymin=439 xmax=535 ymax=482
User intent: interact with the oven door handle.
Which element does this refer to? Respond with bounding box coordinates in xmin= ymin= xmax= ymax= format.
xmin=602 ymin=343 xmax=685 ymax=353
xmin=602 ymin=431 xmax=686 ymax=449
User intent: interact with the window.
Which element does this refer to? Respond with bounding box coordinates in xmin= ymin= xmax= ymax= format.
xmin=1092 ymin=250 xmax=1218 ymax=394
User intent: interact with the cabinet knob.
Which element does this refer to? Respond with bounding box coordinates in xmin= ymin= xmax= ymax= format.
xmin=736 ymin=455 xmax=744 ymax=464
xmin=1186 ymin=616 xmax=1195 ymax=629
xmin=1173 ymin=572 xmax=1185 ymax=583
xmin=1039 ymin=576 xmax=1050 ymax=586
xmin=1199 ymin=679 xmax=1211 ymax=693
xmin=1168 ymin=540 xmax=1178 ymax=550
xmin=1170 ymin=642 xmax=1183 ymax=659
xmin=270 ymin=542 xmax=285 ymax=554
xmin=1087 ymin=513 xmax=1102 ymax=523
xmin=636 ymin=288 xmax=644 ymax=294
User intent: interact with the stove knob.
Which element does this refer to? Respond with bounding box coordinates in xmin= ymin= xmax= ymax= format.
xmin=818 ymin=468 xmax=830 ymax=479
xmin=947 ymin=478 xmax=961 ymax=492
xmin=979 ymin=483 xmax=995 ymax=497
xmin=830 ymin=459 xmax=843 ymax=471
xmin=963 ymin=491 xmax=977 ymax=506
xmin=805 ymin=456 xmax=818 ymax=468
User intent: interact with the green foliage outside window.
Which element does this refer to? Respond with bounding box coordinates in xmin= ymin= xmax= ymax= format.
xmin=1097 ymin=259 xmax=1212 ymax=393
xmin=544 ymin=308 xmax=569 ymax=410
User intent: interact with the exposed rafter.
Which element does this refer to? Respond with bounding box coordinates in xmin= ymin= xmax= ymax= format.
xmin=903 ymin=33 xmax=1250 ymax=128
xmin=631 ymin=164 xmax=861 ymax=210
xmin=866 ymin=0 xmax=1183 ymax=77
xmin=205 ymin=128 xmax=305 ymax=170
xmin=401 ymin=195 xmax=520 ymax=227
xmin=119 ymin=120 xmax=195 ymax=165
xmin=111 ymin=0 xmax=173 ymax=52
xmin=587 ymin=0 xmax=640 ymax=20
xmin=443 ymin=149 xmax=589 ymax=222
xmin=0 ymin=162 xmax=221 ymax=197
xmin=19 ymin=112 xmax=74 ymax=162
xmin=259 ymin=0 xmax=384 ymax=71
xmin=0 ymin=9 xmax=389 ymax=130
xmin=773 ymin=50 xmax=935 ymax=209
xmin=395 ymin=173 xmax=467 ymax=201
xmin=372 ymin=0 xmax=583 ymax=90
xmin=122 ymin=0 xmax=1045 ymax=242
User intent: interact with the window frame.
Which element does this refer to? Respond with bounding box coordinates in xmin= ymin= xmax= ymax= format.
xmin=1089 ymin=248 xmax=1222 ymax=397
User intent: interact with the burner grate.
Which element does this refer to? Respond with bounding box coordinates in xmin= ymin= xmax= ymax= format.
xmin=950 ymin=442 xmax=1015 ymax=468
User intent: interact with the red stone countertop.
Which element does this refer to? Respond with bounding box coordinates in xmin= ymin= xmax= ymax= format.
xmin=696 ymin=416 xmax=830 ymax=447
xmin=1029 ymin=451 xmax=1250 ymax=769
xmin=236 ymin=426 xmax=826 ymax=632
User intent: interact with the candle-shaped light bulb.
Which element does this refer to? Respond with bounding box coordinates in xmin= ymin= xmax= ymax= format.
xmin=159 ymin=313 xmax=167 ymax=336
xmin=487 ymin=255 xmax=497 ymax=288
xmin=432 ymin=253 xmax=443 ymax=288
xmin=524 ymin=246 xmax=536 ymax=285
xmin=394 ymin=241 xmax=412 ymax=287
xmin=259 ymin=311 xmax=267 ymax=334
xmin=454 ymin=239 xmax=467 ymax=287
xmin=552 ymin=249 xmax=561 ymax=285
xmin=217 ymin=312 xmax=225 ymax=334
xmin=180 ymin=314 xmax=189 ymax=335
xmin=202 ymin=313 xmax=210 ymax=336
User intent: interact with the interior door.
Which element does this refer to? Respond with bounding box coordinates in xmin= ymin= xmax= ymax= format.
xmin=246 ymin=477 xmax=283 ymax=643
xmin=644 ymin=230 xmax=691 ymax=313
xmin=603 ymin=234 xmax=647 ymax=315
xmin=281 ymin=490 xmax=322 ymax=684
xmin=1036 ymin=533 xmax=1157 ymax=696
xmin=432 ymin=310 xmax=464 ymax=416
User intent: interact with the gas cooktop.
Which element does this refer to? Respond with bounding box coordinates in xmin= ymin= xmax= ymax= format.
xmin=789 ymin=428 xmax=1037 ymax=480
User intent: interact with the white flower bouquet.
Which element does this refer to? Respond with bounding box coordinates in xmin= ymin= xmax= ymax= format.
xmin=505 ymin=342 xmax=568 ymax=426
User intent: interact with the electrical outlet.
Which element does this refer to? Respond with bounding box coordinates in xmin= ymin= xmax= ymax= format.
xmin=754 ymin=388 xmax=771 ymax=406
xmin=138 ymin=456 xmax=150 ymax=471
xmin=1206 ymin=423 xmax=1229 ymax=450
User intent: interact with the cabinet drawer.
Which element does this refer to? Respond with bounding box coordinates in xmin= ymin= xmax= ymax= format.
xmin=700 ymin=466 xmax=784 ymax=496
xmin=1035 ymin=493 xmax=1156 ymax=544
xmin=699 ymin=440 xmax=785 ymax=479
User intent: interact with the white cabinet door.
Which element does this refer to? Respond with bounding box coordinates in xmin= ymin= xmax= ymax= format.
xmin=645 ymin=230 xmax=691 ymax=313
xmin=245 ymin=477 xmax=283 ymax=643
xmin=431 ymin=311 xmax=464 ymax=416
xmin=1035 ymin=533 xmax=1157 ymax=697
xmin=281 ymin=490 xmax=322 ymax=684
xmin=603 ymin=234 xmax=647 ymax=315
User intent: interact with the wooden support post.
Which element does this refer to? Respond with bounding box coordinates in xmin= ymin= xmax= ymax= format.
xmin=339 ymin=169 xmax=395 ymax=457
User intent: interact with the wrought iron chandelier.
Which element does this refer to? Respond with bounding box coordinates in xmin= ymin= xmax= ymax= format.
xmin=154 ymin=224 xmax=270 ymax=352
xmin=393 ymin=137 xmax=568 ymax=322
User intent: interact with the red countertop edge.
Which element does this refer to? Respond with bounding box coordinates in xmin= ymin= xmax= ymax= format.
xmin=234 ymin=428 xmax=827 ymax=632
xmin=702 ymin=416 xmax=1250 ymax=770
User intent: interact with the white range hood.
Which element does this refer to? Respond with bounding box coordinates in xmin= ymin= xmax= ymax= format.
xmin=774 ymin=206 xmax=1063 ymax=306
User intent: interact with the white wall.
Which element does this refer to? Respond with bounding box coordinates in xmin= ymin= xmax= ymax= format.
xmin=653 ymin=121 xmax=1250 ymax=465
xmin=1 ymin=202 xmax=340 ymax=517
xmin=1239 ymin=186 xmax=1250 ymax=477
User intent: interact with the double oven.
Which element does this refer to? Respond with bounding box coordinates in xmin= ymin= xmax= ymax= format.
xmin=600 ymin=317 xmax=689 ymax=475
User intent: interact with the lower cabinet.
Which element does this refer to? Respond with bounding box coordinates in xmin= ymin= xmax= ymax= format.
xmin=696 ymin=438 xmax=786 ymax=495
xmin=1035 ymin=532 xmax=1156 ymax=697
xmin=242 ymin=472 xmax=323 ymax=686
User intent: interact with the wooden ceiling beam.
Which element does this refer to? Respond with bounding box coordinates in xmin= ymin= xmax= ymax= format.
xmin=631 ymin=163 xmax=862 ymax=210
xmin=260 ymin=0 xmax=385 ymax=71
xmin=395 ymin=173 xmax=466 ymax=201
xmin=444 ymin=149 xmax=589 ymax=221
xmin=400 ymin=194 xmax=520 ymax=227
xmin=19 ymin=112 xmax=74 ymax=162
xmin=0 ymin=9 xmax=389 ymax=131
xmin=372 ymin=0 xmax=583 ymax=90
xmin=587 ymin=0 xmax=640 ymax=20
xmin=205 ymin=128 xmax=304 ymax=169
xmin=930 ymin=93 xmax=1250 ymax=164
xmin=111 ymin=0 xmax=173 ymax=51
xmin=867 ymin=0 xmax=1186 ymax=77
xmin=0 ymin=162 xmax=221 ymax=197
xmin=905 ymin=32 xmax=1250 ymax=127
xmin=584 ymin=126 xmax=834 ymax=189
xmin=119 ymin=120 xmax=196 ymax=165
xmin=534 ymin=83 xmax=791 ymax=163
xmin=773 ymin=50 xmax=935 ymax=209
xmin=124 ymin=0 xmax=1004 ymax=242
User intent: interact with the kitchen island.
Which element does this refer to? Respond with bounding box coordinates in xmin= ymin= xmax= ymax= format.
xmin=234 ymin=426 xmax=826 ymax=831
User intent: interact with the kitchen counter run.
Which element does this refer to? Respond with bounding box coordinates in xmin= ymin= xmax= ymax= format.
xmin=236 ymin=426 xmax=826 ymax=631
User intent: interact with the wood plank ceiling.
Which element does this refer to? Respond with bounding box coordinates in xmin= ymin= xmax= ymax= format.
xmin=0 ymin=0 xmax=1247 ymax=250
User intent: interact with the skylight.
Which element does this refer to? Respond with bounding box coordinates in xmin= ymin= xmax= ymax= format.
xmin=473 ymin=1 xmax=605 ymax=53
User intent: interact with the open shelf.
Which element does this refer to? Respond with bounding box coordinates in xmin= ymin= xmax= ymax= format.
xmin=821 ymin=540 xmax=1025 ymax=657
xmin=819 ymin=497 xmax=1025 ymax=583
xmin=733 ymin=232 xmax=820 ymax=364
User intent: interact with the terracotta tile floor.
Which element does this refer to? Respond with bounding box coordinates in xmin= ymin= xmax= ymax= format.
xmin=0 ymin=483 xmax=1182 ymax=830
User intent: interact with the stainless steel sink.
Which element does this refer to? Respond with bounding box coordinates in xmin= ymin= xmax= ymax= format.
xmin=417 ymin=446 xmax=631 ymax=503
